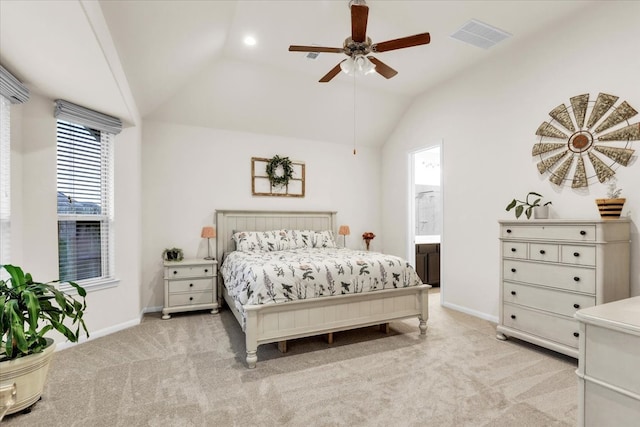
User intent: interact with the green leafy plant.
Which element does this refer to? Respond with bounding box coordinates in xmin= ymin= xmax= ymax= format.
xmin=1 ymin=264 xmax=88 ymax=360
xmin=266 ymin=155 xmax=294 ymax=188
xmin=506 ymin=192 xmax=552 ymax=219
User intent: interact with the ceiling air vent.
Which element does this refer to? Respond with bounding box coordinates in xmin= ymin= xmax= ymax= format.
xmin=450 ymin=19 xmax=511 ymax=50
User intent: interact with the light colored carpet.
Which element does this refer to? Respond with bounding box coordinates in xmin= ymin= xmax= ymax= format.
xmin=2 ymin=288 xmax=578 ymax=426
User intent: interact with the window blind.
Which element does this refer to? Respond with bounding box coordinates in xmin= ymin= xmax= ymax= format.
xmin=57 ymin=120 xmax=114 ymax=283
xmin=54 ymin=99 xmax=122 ymax=135
xmin=0 ymin=65 xmax=29 ymax=104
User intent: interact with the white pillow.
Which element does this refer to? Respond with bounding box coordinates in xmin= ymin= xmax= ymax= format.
xmin=313 ymin=230 xmax=337 ymax=248
xmin=232 ymin=230 xmax=291 ymax=252
xmin=287 ymin=229 xmax=315 ymax=249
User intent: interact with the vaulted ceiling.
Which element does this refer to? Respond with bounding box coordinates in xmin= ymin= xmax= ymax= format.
xmin=0 ymin=0 xmax=590 ymax=148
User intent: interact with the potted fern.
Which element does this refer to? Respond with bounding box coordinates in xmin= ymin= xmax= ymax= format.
xmin=0 ymin=264 xmax=88 ymax=416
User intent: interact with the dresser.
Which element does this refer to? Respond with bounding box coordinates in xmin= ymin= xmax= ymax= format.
xmin=575 ymin=297 xmax=640 ymax=426
xmin=496 ymin=219 xmax=630 ymax=358
xmin=162 ymin=259 xmax=218 ymax=319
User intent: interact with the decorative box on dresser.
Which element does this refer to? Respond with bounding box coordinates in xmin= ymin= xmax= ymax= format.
xmin=575 ymin=297 xmax=640 ymax=427
xmin=496 ymin=219 xmax=630 ymax=358
xmin=162 ymin=258 xmax=218 ymax=319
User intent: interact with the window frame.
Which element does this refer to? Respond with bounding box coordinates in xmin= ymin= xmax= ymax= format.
xmin=56 ymin=119 xmax=117 ymax=292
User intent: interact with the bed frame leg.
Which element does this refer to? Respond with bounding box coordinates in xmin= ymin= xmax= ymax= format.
xmin=246 ymin=350 xmax=258 ymax=369
xmin=419 ymin=317 xmax=427 ymax=335
xmin=277 ymin=340 xmax=288 ymax=353
xmin=327 ymin=332 xmax=334 ymax=344
xmin=379 ymin=323 xmax=390 ymax=334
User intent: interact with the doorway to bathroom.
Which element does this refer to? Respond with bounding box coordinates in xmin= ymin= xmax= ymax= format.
xmin=409 ymin=144 xmax=442 ymax=289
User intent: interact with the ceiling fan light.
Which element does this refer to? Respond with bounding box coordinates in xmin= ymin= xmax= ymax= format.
xmin=340 ymin=57 xmax=356 ymax=75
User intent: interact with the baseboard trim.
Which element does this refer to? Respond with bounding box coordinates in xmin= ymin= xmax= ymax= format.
xmin=441 ymin=301 xmax=498 ymax=324
xmin=54 ymin=317 xmax=141 ymax=352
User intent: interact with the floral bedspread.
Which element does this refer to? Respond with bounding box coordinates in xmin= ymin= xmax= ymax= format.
xmin=221 ymin=247 xmax=423 ymax=325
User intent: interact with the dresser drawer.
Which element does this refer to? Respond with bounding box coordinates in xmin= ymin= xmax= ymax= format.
xmin=503 ymin=242 xmax=527 ymax=259
xmin=168 ymin=292 xmax=214 ymax=307
xmin=503 ymin=304 xmax=580 ymax=348
xmin=560 ymin=245 xmax=596 ymax=266
xmin=168 ymin=277 xmax=213 ymax=293
xmin=504 ymin=260 xmax=595 ymax=294
xmin=529 ymin=243 xmax=559 ymax=262
xmin=504 ymin=282 xmax=595 ymax=317
xmin=501 ymin=224 xmax=596 ymax=241
xmin=165 ymin=264 xmax=216 ymax=279
xmin=584 ymin=324 xmax=640 ymax=396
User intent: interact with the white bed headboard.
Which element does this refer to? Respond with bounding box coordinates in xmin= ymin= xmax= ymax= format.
xmin=215 ymin=210 xmax=337 ymax=261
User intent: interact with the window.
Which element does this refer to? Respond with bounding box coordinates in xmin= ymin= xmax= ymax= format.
xmin=0 ymin=95 xmax=10 ymax=267
xmin=56 ymin=120 xmax=114 ymax=284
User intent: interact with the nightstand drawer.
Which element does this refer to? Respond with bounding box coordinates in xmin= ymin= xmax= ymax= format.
xmin=529 ymin=243 xmax=559 ymax=262
xmin=503 ymin=242 xmax=527 ymax=259
xmin=501 ymin=225 xmax=596 ymax=241
xmin=166 ymin=264 xmax=216 ymax=279
xmin=560 ymin=245 xmax=596 ymax=266
xmin=168 ymin=292 xmax=214 ymax=307
xmin=504 ymin=260 xmax=595 ymax=294
xmin=168 ymin=277 xmax=213 ymax=293
xmin=504 ymin=282 xmax=595 ymax=317
xmin=503 ymin=304 xmax=580 ymax=348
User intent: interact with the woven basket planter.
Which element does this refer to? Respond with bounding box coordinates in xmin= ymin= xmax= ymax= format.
xmin=595 ymin=198 xmax=626 ymax=219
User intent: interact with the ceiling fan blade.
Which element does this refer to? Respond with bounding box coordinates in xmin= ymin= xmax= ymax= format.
xmin=319 ymin=61 xmax=345 ymax=83
xmin=289 ymin=45 xmax=344 ymax=53
xmin=367 ymin=56 xmax=398 ymax=79
xmin=351 ymin=4 xmax=369 ymax=43
xmin=372 ymin=32 xmax=431 ymax=53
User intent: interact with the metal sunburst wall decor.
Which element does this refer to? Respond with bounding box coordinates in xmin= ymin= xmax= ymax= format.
xmin=533 ymin=92 xmax=639 ymax=188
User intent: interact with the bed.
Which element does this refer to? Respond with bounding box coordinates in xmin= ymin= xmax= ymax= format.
xmin=216 ymin=210 xmax=430 ymax=368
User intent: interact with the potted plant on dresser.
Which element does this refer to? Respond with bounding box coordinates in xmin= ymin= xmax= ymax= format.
xmin=505 ymin=192 xmax=552 ymax=219
xmin=0 ymin=264 xmax=88 ymax=417
xmin=596 ymin=178 xmax=626 ymax=219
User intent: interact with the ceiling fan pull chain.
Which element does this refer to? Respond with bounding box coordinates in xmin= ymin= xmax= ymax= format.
xmin=353 ymin=74 xmax=357 ymax=155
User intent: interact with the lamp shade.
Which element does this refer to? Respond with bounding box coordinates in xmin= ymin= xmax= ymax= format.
xmin=201 ymin=226 xmax=216 ymax=239
xmin=338 ymin=225 xmax=351 ymax=236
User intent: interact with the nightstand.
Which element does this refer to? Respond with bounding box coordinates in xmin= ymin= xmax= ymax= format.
xmin=162 ymin=258 xmax=218 ymax=319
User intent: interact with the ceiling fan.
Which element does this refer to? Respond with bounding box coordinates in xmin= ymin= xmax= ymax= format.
xmin=288 ymin=0 xmax=431 ymax=83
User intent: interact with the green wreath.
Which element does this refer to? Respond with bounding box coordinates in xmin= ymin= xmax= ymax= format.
xmin=266 ymin=155 xmax=294 ymax=188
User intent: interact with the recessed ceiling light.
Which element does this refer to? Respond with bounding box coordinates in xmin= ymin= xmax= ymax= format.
xmin=244 ymin=35 xmax=257 ymax=46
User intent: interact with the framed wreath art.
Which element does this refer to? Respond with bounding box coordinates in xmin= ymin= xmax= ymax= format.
xmin=251 ymin=155 xmax=306 ymax=197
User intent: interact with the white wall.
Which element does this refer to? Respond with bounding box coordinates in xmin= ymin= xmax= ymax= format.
xmin=141 ymin=120 xmax=382 ymax=310
xmin=382 ymin=2 xmax=640 ymax=321
xmin=13 ymin=91 xmax=143 ymax=340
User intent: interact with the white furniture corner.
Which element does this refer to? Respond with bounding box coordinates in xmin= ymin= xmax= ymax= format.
xmin=496 ymin=219 xmax=630 ymax=358
xmin=575 ymin=296 xmax=640 ymax=426
xmin=216 ymin=210 xmax=430 ymax=368
xmin=162 ymin=258 xmax=218 ymax=319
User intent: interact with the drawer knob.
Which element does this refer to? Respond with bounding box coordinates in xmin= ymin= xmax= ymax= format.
xmin=539 ymin=249 xmax=546 ymax=255
xmin=511 ymin=248 xmax=516 ymax=252
xmin=573 ymin=303 xmax=580 ymax=309
xmin=573 ymin=276 xmax=580 ymax=282
xmin=173 ymin=270 xmax=178 ymax=275
xmin=189 ymin=297 xmax=194 ymax=301
xmin=510 ymin=291 xmax=516 ymax=296
xmin=574 ymin=252 xmax=580 ymax=257
xmin=510 ymin=314 xmax=516 ymax=319
xmin=204 ymin=269 xmax=209 ymax=273
xmin=511 ymin=268 xmax=516 ymax=273
xmin=580 ymin=230 xmax=586 ymax=236
xmin=573 ymin=332 xmax=579 ymax=338
xmin=190 ymin=283 xmax=194 ymax=287
xmin=506 ymin=229 xmax=512 ymax=234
